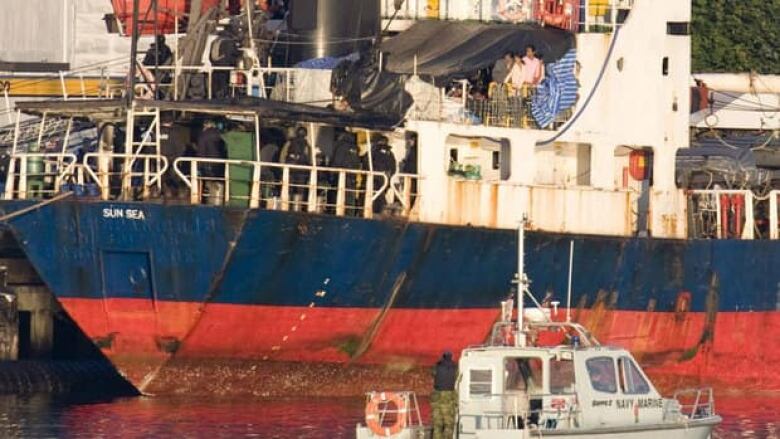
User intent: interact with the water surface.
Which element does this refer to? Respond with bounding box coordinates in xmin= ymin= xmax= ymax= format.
xmin=0 ymin=394 xmax=776 ymax=438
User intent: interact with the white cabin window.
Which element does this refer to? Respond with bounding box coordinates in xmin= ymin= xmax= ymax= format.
xmin=550 ymin=358 xmax=575 ymax=395
xmin=586 ymin=357 xmax=617 ymax=394
xmin=469 ymin=369 xmax=493 ymax=397
xmin=618 ymin=357 xmax=651 ymax=395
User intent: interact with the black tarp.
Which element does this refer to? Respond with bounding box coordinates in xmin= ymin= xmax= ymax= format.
xmin=331 ymin=53 xmax=412 ymax=117
xmin=381 ymin=21 xmax=575 ymax=83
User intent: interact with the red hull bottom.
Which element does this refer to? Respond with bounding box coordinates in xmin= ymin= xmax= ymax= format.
xmin=60 ymin=298 xmax=780 ymax=395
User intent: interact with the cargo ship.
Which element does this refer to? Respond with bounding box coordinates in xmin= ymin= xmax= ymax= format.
xmin=0 ymin=0 xmax=778 ymax=395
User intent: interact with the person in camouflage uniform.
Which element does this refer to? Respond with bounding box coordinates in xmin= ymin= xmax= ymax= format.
xmin=431 ymin=351 xmax=458 ymax=439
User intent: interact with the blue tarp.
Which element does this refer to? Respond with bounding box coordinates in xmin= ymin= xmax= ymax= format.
xmin=531 ymin=49 xmax=578 ymax=128
xmin=295 ymin=52 xmax=360 ymax=70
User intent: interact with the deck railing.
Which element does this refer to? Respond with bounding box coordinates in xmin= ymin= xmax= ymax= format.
xmin=687 ymin=190 xmax=755 ymax=240
xmin=459 ymin=393 xmax=580 ymax=433
xmin=390 ymin=173 xmax=422 ymax=219
xmin=82 ymin=153 xmax=168 ymax=201
xmin=382 ymin=0 xmax=633 ymax=32
xmin=670 ymin=387 xmax=715 ymax=420
xmin=3 ymin=153 xmax=78 ymax=200
xmin=173 ymin=158 xmax=390 ymax=219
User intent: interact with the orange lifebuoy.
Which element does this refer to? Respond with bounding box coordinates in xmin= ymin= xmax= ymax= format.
xmin=365 ymin=392 xmax=408 ymax=437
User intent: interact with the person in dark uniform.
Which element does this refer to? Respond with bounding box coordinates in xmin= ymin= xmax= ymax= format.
xmin=329 ymin=131 xmax=362 ymax=215
xmin=432 ymin=351 xmax=458 ymax=439
xmin=281 ymin=126 xmax=313 ymax=209
xmin=197 ymin=119 xmax=227 ymax=205
xmin=370 ymin=135 xmax=396 ymax=214
xmin=400 ymin=132 xmax=418 ymax=208
xmin=142 ymin=35 xmax=173 ymax=96
xmin=160 ymin=116 xmax=191 ymax=200
xmin=209 ymin=32 xmax=241 ymax=99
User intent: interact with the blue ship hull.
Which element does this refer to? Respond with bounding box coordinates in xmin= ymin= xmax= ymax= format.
xmin=1 ymin=200 xmax=778 ymax=392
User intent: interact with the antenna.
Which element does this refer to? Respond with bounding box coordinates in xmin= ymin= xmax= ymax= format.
xmin=566 ymin=240 xmax=574 ymax=323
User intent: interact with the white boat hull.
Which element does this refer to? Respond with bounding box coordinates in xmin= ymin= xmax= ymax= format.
xmin=471 ymin=417 xmax=720 ymax=439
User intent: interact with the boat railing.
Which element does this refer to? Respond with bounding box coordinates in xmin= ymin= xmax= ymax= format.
xmin=670 ymin=387 xmax=715 ymax=420
xmin=82 ymin=153 xmax=169 ymax=201
xmin=487 ymin=321 xmax=600 ymax=348
xmin=409 ymin=83 xmax=570 ymax=130
xmin=58 ymin=57 xmax=131 ymax=101
xmin=142 ymin=65 xmax=298 ymax=102
xmin=459 ymin=393 xmax=580 ymax=433
xmin=173 ymin=158 xmax=390 ymax=218
xmin=687 ymin=189 xmax=755 ymax=240
xmin=770 ymin=190 xmax=779 ymax=240
xmin=389 ymin=173 xmax=422 ymax=219
xmin=382 ymin=0 xmax=632 ymax=33
xmin=54 ymin=56 xmax=300 ymax=104
xmin=3 ymin=153 xmax=79 ymax=200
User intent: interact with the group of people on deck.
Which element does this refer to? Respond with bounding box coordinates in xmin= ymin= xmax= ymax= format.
xmin=492 ymin=45 xmax=546 ymax=95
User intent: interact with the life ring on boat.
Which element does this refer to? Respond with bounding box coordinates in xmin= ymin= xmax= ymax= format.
xmin=365 ymin=392 xmax=408 ymax=437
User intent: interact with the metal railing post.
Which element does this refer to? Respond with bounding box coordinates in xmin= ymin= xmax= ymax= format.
xmin=190 ymin=161 xmax=200 ymax=205
xmin=249 ymin=164 xmax=261 ymax=209
xmin=19 ymin=156 xmax=27 ymax=200
xmin=771 ymin=191 xmax=779 ymax=240
xmin=364 ymin=174 xmax=374 ymax=219
xmin=280 ymin=167 xmax=290 ymax=211
xmin=336 ymin=172 xmax=346 ymax=216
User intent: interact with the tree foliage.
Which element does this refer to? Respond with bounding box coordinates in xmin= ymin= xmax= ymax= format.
xmin=692 ymin=0 xmax=780 ymax=74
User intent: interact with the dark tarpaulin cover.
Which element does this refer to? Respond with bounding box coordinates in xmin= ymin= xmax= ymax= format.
xmin=331 ymin=53 xmax=413 ymax=118
xmin=381 ymin=21 xmax=575 ymax=82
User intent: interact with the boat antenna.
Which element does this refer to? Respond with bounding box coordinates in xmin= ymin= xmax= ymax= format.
xmin=516 ymin=217 xmax=529 ymax=347
xmin=566 ymin=240 xmax=574 ymax=323
xmin=127 ymin=0 xmax=141 ymax=107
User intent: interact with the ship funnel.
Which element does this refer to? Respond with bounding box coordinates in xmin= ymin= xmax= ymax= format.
xmin=282 ymin=0 xmax=381 ymax=64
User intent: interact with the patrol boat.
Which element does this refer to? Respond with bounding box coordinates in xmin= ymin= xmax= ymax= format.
xmin=356 ymin=223 xmax=722 ymax=438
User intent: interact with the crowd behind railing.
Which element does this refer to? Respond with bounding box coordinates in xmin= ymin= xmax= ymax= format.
xmin=412 ymin=45 xmax=573 ymax=129
xmin=2 ymin=121 xmax=421 ymax=221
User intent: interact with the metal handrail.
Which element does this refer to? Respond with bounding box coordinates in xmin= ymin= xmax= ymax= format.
xmin=671 ymin=387 xmax=715 ymax=420
xmin=688 ymin=189 xmax=755 ymax=240
xmin=82 ymin=153 xmax=169 ymax=200
xmin=3 ymin=153 xmax=78 ymax=200
xmin=459 ymin=393 xmax=580 ymax=432
xmin=173 ymin=157 xmax=390 ymax=215
xmin=389 ymin=173 xmax=421 ymax=213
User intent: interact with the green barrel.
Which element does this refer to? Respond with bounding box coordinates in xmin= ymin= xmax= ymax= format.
xmin=222 ymin=131 xmax=256 ymax=208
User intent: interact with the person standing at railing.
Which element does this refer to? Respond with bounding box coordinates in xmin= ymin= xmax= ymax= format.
xmin=330 ymin=131 xmax=362 ymax=215
xmin=431 ymin=351 xmax=458 ymax=439
xmin=370 ymin=135 xmax=397 ymax=215
xmin=142 ymin=35 xmax=173 ymax=98
xmin=197 ymin=119 xmax=228 ymax=205
xmin=281 ymin=126 xmax=313 ymax=210
xmin=521 ymin=45 xmax=545 ymax=86
xmin=400 ymin=132 xmax=418 ymax=208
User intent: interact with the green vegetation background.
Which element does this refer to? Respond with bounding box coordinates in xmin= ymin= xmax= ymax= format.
xmin=692 ymin=0 xmax=779 ymax=73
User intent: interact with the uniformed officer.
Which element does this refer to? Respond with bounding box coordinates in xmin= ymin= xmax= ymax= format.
xmin=432 ymin=351 xmax=458 ymax=439
xmin=281 ymin=126 xmax=313 ymax=209
xmin=330 ymin=131 xmax=362 ymax=215
xmin=370 ymin=135 xmax=397 ymax=214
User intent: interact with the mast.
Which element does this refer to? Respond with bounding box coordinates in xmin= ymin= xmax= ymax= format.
xmin=516 ymin=218 xmax=528 ymax=347
xmin=127 ymin=0 xmax=141 ymax=107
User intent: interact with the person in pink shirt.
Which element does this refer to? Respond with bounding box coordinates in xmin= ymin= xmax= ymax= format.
xmin=521 ymin=45 xmax=545 ymax=85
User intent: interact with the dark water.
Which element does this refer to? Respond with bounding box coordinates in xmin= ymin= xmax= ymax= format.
xmin=0 ymin=394 xmax=777 ymax=438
